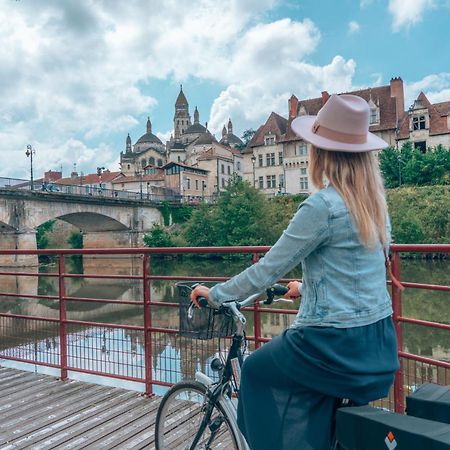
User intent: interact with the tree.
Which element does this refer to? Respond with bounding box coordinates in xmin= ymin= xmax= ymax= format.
xmin=68 ymin=230 xmax=83 ymax=249
xmin=235 ymin=128 xmax=256 ymax=151
xmin=36 ymin=220 xmax=56 ymax=249
xmin=143 ymin=224 xmax=176 ymax=247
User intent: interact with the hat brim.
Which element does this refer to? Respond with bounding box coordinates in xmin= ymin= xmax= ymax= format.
xmin=291 ymin=116 xmax=389 ymax=152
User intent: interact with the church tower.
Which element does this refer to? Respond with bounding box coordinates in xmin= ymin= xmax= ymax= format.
xmin=174 ymin=85 xmax=191 ymax=139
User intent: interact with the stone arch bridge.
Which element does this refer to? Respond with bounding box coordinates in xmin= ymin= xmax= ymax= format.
xmin=0 ymin=189 xmax=163 ymax=266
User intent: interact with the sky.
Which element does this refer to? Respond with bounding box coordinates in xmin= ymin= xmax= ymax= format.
xmin=1 ymin=0 xmax=449 ymax=180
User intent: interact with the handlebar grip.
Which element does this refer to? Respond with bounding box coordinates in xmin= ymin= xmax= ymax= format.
xmin=269 ymin=284 xmax=289 ymax=296
xmin=198 ymin=296 xmax=208 ymax=307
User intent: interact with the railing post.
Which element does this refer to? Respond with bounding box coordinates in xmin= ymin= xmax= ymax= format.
xmin=252 ymin=252 xmax=262 ymax=349
xmin=143 ymin=254 xmax=154 ymax=396
xmin=58 ymin=255 xmax=68 ymax=381
xmin=391 ymin=250 xmax=404 ymax=413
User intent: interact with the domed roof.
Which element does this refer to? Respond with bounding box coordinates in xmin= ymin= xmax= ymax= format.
xmin=194 ymin=131 xmax=217 ymax=146
xmin=136 ymin=132 xmax=163 ymax=145
xmin=135 ymin=117 xmax=163 ymax=145
xmin=220 ymin=133 xmax=243 ymax=146
xmin=184 ymin=122 xmax=207 ymax=134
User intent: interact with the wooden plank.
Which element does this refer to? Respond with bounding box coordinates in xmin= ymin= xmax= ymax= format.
xmin=51 ymin=396 xmax=159 ymax=450
xmin=0 ymin=371 xmax=49 ymax=394
xmin=83 ymin=399 xmax=160 ymax=449
xmin=0 ymin=377 xmax=62 ymax=414
xmin=30 ymin=393 xmax=143 ymax=450
xmin=0 ymin=384 xmax=112 ymax=444
xmin=0 ymin=381 xmax=89 ymax=423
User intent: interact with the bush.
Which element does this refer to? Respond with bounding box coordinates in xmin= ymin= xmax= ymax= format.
xmin=143 ymin=224 xmax=176 ymax=247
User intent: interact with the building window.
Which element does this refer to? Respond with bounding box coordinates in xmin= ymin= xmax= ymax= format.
xmin=300 ymin=177 xmax=308 ymax=191
xmin=258 ymin=154 xmax=263 ymax=167
xmin=370 ymin=108 xmax=379 ymax=125
xmin=195 ymin=179 xmax=199 ymax=190
xmin=237 ymin=161 xmax=241 ymax=171
xmin=258 ymin=176 xmax=264 ymax=189
xmin=278 ymin=152 xmax=283 ymax=165
xmin=177 ymin=156 xmax=181 ymax=162
xmin=222 ymin=178 xmax=225 ymax=188
xmin=264 ymin=135 xmax=275 ymax=146
xmin=300 ymin=167 xmax=307 ymax=175
xmin=157 ymin=159 xmax=163 ymax=167
xmin=266 ymin=175 xmax=276 ymax=189
xmin=221 ymin=164 xmax=225 ymax=174
xmin=266 ymin=153 xmax=275 ymax=166
xmin=127 ymin=164 xmax=130 ymax=170
xmin=279 ymin=174 xmax=284 ymax=188
xmin=296 ymin=142 xmax=308 ymax=156
xmin=414 ymin=141 xmax=427 ymax=153
xmin=227 ymin=165 xmax=231 ymax=175
xmin=186 ymin=178 xmax=191 ymax=190
xmin=148 ymin=157 xmax=155 ymax=165
xmin=413 ymin=115 xmax=426 ymax=130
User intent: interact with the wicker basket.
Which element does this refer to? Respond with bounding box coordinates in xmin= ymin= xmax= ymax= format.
xmin=177 ymin=283 xmax=235 ymax=340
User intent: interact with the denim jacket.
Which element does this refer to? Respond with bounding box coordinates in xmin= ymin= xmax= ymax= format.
xmin=209 ymin=186 xmax=393 ymax=328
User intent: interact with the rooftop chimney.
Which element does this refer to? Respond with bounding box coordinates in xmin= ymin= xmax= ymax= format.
xmin=390 ymin=77 xmax=405 ymax=123
xmin=288 ymin=94 xmax=299 ymax=118
xmin=321 ymin=91 xmax=330 ymax=105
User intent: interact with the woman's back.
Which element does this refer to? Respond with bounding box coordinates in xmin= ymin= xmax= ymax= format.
xmin=293 ymin=185 xmax=392 ymax=328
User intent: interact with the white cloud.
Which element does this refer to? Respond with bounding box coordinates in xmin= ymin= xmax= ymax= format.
xmin=348 ymin=21 xmax=361 ymax=34
xmin=360 ymin=0 xmax=374 ymax=7
xmin=404 ymin=73 xmax=450 ymax=107
xmin=388 ymin=0 xmax=434 ymax=31
xmin=0 ymin=0 xmax=358 ymax=177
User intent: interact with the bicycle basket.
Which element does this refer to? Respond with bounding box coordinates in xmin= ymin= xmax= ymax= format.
xmin=177 ymin=283 xmax=235 ymax=340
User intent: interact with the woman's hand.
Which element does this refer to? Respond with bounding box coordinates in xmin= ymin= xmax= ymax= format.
xmin=190 ymin=284 xmax=210 ymax=307
xmin=286 ymin=280 xmax=301 ymax=299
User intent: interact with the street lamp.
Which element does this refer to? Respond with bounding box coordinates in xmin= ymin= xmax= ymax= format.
xmin=251 ymin=154 xmax=256 ymax=188
xmin=135 ymin=169 xmax=143 ymax=200
xmin=25 ymin=145 xmax=35 ymax=191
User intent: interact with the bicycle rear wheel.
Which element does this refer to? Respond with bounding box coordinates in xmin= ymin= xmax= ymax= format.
xmin=155 ymin=380 xmax=240 ymax=450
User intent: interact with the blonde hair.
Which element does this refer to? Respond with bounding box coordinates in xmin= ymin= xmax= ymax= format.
xmin=309 ymin=146 xmax=387 ymax=248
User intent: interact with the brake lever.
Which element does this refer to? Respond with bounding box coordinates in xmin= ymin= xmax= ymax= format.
xmin=273 ymin=298 xmax=294 ymax=304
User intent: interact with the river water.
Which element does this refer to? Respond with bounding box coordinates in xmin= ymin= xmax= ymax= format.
xmin=0 ymin=256 xmax=448 ymax=393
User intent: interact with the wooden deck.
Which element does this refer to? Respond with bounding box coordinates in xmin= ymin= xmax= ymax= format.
xmin=0 ymin=366 xmax=161 ymax=449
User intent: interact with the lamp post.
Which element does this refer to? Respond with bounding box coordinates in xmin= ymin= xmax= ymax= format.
xmin=25 ymin=145 xmax=35 ymax=191
xmin=251 ymin=154 xmax=256 ymax=188
xmin=135 ymin=169 xmax=143 ymax=200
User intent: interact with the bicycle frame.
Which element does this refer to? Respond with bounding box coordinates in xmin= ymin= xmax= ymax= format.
xmin=190 ymin=312 xmax=252 ymax=449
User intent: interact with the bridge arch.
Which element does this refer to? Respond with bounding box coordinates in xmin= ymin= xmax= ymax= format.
xmin=39 ymin=212 xmax=130 ymax=232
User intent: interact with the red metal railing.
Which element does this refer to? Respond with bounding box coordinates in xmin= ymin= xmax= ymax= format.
xmin=0 ymin=244 xmax=448 ymax=412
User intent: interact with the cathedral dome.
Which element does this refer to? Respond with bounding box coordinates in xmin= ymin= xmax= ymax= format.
xmin=135 ymin=117 xmax=163 ymax=146
xmin=194 ymin=131 xmax=217 ymax=145
xmin=184 ymin=122 xmax=207 ymax=134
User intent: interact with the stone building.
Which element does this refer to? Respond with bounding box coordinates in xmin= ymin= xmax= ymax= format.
xmin=243 ymin=76 xmax=449 ymax=195
xmin=397 ymin=92 xmax=450 ymax=150
xmin=120 ymin=86 xmax=243 ymax=196
xmin=120 ymin=119 xmax=166 ymax=177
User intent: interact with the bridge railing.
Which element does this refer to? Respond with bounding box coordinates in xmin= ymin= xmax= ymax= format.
xmin=0 ymin=244 xmax=448 ymax=412
xmin=0 ymin=180 xmax=217 ymax=204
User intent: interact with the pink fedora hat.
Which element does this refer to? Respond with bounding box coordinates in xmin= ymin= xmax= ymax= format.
xmin=291 ymin=94 xmax=388 ymax=152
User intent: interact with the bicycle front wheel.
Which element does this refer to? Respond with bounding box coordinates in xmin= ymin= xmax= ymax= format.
xmin=155 ymin=380 xmax=240 ymax=450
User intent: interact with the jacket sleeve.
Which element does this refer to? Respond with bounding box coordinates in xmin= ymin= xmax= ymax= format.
xmin=209 ymin=193 xmax=330 ymax=304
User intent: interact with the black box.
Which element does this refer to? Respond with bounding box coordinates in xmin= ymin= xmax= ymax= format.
xmin=336 ymin=405 xmax=450 ymax=449
xmin=406 ymin=383 xmax=450 ymax=424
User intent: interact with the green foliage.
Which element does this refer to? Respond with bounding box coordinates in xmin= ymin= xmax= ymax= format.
xmin=379 ymin=143 xmax=450 ymax=188
xmin=36 ymin=220 xmax=56 ymax=249
xmin=68 ymin=230 xmax=83 ymax=249
xmin=143 ymin=224 xmax=177 ymax=247
xmin=160 ymin=201 xmax=171 ymax=226
xmin=235 ymin=128 xmax=256 ymax=150
xmin=181 ymin=176 xmax=309 ymax=247
xmin=387 ymin=186 xmax=449 ymax=244
xmin=172 ymin=205 xmax=193 ymax=224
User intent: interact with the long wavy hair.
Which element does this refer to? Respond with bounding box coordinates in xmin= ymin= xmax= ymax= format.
xmin=309 ymin=146 xmax=387 ymax=248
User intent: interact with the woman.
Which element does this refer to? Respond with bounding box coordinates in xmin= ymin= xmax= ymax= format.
xmin=191 ymin=94 xmax=400 ymax=450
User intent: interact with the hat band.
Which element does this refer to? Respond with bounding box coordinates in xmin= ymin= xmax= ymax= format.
xmin=312 ymin=121 xmax=367 ymax=145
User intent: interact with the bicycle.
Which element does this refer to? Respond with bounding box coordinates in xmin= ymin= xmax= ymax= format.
xmin=154 ymin=282 xmax=292 ymax=450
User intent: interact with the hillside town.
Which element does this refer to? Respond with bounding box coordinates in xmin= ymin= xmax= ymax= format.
xmin=34 ymin=78 xmax=450 ymax=202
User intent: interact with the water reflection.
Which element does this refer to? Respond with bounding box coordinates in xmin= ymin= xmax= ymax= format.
xmin=0 ymin=255 xmax=448 ymax=391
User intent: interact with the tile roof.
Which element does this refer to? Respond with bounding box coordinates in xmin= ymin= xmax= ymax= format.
xmin=397 ymin=93 xmax=450 ymax=139
xmin=57 ymin=171 xmax=122 ymax=185
xmin=111 ymin=173 xmax=164 ymax=183
xmin=248 ymin=112 xmax=288 ymax=148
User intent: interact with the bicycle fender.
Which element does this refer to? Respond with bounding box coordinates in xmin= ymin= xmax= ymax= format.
xmin=195 ymin=371 xmax=214 ymax=387
xmin=218 ymin=397 xmax=250 ymax=450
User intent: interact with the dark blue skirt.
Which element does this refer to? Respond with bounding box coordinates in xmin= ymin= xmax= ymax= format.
xmin=237 ymin=316 xmax=399 ymax=450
